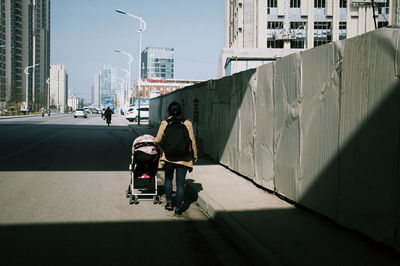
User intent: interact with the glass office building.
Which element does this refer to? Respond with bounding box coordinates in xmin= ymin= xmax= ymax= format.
xmin=99 ymin=65 xmax=119 ymax=106
xmin=141 ymin=47 xmax=174 ymax=79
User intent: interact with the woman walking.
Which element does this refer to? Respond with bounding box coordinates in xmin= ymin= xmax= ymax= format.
xmin=154 ymin=101 xmax=198 ymax=215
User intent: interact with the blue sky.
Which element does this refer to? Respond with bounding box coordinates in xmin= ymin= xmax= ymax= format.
xmin=51 ymin=0 xmax=225 ymax=101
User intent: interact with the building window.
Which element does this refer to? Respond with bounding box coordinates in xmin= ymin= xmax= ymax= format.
xmin=377 ymin=1 xmax=389 ymax=15
xmin=339 ymin=22 xmax=346 ymax=40
xmin=290 ymin=39 xmax=305 ymax=48
xmin=267 ymin=40 xmax=284 ymax=48
xmin=314 ymin=21 xmax=332 ymax=47
xmin=339 ymin=0 xmax=347 ymax=8
xmin=267 ymin=21 xmax=283 ymax=29
xmin=290 ymin=21 xmax=306 ymax=30
xmin=314 ymin=21 xmax=331 ymax=30
xmin=378 ymin=21 xmax=389 ymax=28
xmin=267 ymin=0 xmax=277 ymax=8
xmin=290 ymin=21 xmax=307 ymax=48
xmin=290 ymin=0 xmax=301 ymax=8
xmin=314 ymin=0 xmax=326 ymax=8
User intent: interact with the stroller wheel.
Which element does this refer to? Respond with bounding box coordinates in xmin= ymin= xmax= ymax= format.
xmin=153 ymin=196 xmax=159 ymax=204
xmin=129 ymin=195 xmax=135 ymax=205
xmin=126 ymin=187 xmax=131 ymax=198
xmin=134 ymin=195 xmax=139 ymax=205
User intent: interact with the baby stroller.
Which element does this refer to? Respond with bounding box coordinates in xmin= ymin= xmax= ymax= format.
xmin=126 ymin=134 xmax=161 ymax=205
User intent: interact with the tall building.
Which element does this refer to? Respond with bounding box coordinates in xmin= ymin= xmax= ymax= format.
xmin=92 ymin=73 xmax=100 ymax=107
xmin=0 ymin=0 xmax=50 ymax=111
xmin=141 ymin=47 xmax=174 ymax=79
xmin=222 ymin=0 xmax=393 ymax=76
xmin=99 ymin=65 xmax=119 ymax=107
xmin=49 ymin=64 xmax=68 ymax=113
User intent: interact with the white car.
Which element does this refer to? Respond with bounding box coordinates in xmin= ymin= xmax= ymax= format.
xmin=74 ymin=108 xmax=87 ymax=118
xmin=125 ymin=106 xmax=149 ymax=122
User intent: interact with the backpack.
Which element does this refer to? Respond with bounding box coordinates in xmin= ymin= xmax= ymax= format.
xmin=161 ymin=118 xmax=193 ymax=161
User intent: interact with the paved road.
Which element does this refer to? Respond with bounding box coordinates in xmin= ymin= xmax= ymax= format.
xmin=0 ymin=114 xmax=248 ymax=266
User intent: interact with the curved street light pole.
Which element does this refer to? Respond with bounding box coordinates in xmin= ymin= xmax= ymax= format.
xmin=46 ymin=78 xmax=50 ymax=110
xmin=115 ymin=9 xmax=147 ymax=98
xmin=24 ymin=64 xmax=39 ymax=112
xmin=114 ymin=50 xmax=133 ymax=102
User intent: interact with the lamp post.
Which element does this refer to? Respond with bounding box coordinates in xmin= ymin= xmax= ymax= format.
xmin=115 ymin=9 xmax=147 ymax=125
xmin=114 ymin=49 xmax=133 ymax=103
xmin=24 ymin=64 xmax=39 ymax=113
xmin=115 ymin=10 xmax=146 ymax=82
xmin=46 ymin=78 xmax=50 ymax=110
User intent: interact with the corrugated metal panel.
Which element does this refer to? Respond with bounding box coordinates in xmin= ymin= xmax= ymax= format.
xmin=297 ymin=42 xmax=342 ymax=220
xmin=337 ymin=29 xmax=400 ymax=247
xmin=237 ymin=69 xmax=256 ymax=179
xmin=273 ymin=53 xmax=301 ymax=201
xmin=254 ymin=63 xmax=275 ymax=191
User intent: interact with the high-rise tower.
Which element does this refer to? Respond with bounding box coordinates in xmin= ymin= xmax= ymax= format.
xmin=0 ymin=0 xmax=50 ymax=111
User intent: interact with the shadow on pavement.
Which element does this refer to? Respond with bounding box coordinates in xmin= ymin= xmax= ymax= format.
xmin=0 ymin=220 xmax=220 ymax=266
xmin=2 ymin=207 xmax=399 ymax=266
xmin=0 ymin=124 xmax=136 ymax=171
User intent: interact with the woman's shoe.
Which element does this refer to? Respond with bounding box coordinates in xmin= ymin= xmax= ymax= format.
xmin=165 ymin=203 xmax=174 ymax=211
xmin=174 ymin=209 xmax=183 ymax=216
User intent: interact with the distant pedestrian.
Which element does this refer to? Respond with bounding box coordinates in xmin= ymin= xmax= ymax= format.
xmin=104 ymin=107 xmax=112 ymax=125
xmin=154 ymin=101 xmax=198 ymax=215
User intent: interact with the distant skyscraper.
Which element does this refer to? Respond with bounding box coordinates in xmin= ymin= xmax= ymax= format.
xmin=0 ymin=0 xmax=50 ymax=111
xmin=92 ymin=73 xmax=100 ymax=107
xmin=141 ymin=47 xmax=174 ymax=79
xmin=49 ymin=65 xmax=68 ymax=113
xmin=99 ymin=65 xmax=118 ymax=106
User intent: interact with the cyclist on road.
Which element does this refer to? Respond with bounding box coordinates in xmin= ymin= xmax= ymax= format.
xmin=104 ymin=107 xmax=113 ymax=125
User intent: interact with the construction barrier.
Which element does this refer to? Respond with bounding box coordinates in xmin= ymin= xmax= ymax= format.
xmin=150 ymin=27 xmax=400 ymax=251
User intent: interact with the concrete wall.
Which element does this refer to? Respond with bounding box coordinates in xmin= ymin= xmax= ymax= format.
xmin=150 ymin=28 xmax=400 ymax=251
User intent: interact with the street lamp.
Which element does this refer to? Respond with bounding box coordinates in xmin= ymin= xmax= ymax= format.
xmin=114 ymin=49 xmax=133 ymax=101
xmin=46 ymin=78 xmax=50 ymax=110
xmin=24 ymin=64 xmax=39 ymax=112
xmin=115 ymin=9 xmax=146 ymax=92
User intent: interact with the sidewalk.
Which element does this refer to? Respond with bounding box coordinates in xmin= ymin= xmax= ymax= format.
xmin=130 ymin=123 xmax=400 ymax=266
xmin=0 ymin=113 xmax=63 ymax=119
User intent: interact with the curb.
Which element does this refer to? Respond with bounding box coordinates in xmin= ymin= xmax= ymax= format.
xmin=0 ymin=113 xmax=64 ymax=119
xmin=187 ymin=182 xmax=283 ymax=266
xmin=0 ymin=115 xmax=39 ymax=119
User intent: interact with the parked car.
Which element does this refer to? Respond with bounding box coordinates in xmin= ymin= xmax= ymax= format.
xmin=125 ymin=106 xmax=149 ymax=122
xmin=74 ymin=108 xmax=87 ymax=118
